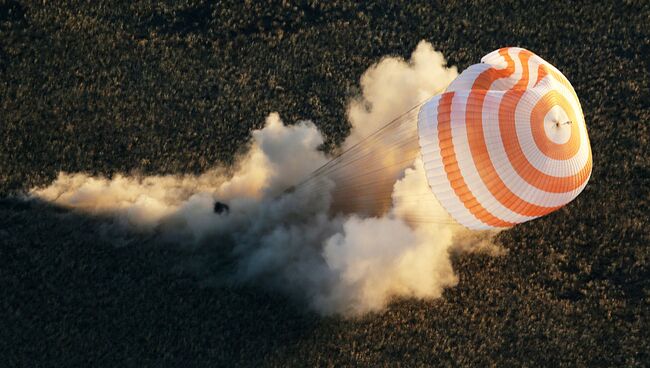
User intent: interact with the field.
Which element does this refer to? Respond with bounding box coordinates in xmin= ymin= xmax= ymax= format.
xmin=1 ymin=1 xmax=649 ymax=366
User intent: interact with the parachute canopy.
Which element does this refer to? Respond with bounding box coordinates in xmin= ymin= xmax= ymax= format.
xmin=418 ymin=47 xmax=592 ymax=230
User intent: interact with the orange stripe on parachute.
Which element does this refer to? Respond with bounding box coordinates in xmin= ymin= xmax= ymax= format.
xmin=437 ymin=92 xmax=514 ymax=227
xmin=461 ymin=49 xmax=559 ymax=218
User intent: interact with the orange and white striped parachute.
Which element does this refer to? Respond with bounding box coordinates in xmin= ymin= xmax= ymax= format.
xmin=418 ymin=47 xmax=592 ymax=230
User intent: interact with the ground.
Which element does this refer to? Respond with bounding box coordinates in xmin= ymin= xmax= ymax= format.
xmin=1 ymin=1 xmax=649 ymax=366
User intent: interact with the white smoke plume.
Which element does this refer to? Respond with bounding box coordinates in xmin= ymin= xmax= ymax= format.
xmin=29 ymin=41 xmax=500 ymax=316
xmin=346 ymin=41 xmax=458 ymax=146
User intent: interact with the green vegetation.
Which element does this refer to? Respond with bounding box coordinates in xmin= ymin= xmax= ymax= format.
xmin=1 ymin=1 xmax=648 ymax=366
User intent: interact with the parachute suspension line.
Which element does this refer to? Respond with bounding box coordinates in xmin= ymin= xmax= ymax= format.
xmin=289 ymin=101 xmax=424 ymax=191
xmin=275 ymin=92 xmax=463 ymax=226
xmin=286 ymin=102 xmax=424 ymax=194
xmin=292 ymin=115 xmax=418 ymax=203
xmin=296 ymin=133 xmax=418 ymax=187
xmin=295 ymin=136 xmax=420 ymax=194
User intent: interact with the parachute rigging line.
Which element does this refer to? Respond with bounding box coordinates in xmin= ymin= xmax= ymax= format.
xmin=285 ymin=101 xmax=424 ymax=194
xmin=279 ymin=93 xmax=462 ymax=226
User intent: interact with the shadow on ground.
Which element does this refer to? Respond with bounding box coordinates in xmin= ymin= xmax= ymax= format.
xmin=1 ymin=198 xmax=322 ymax=367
